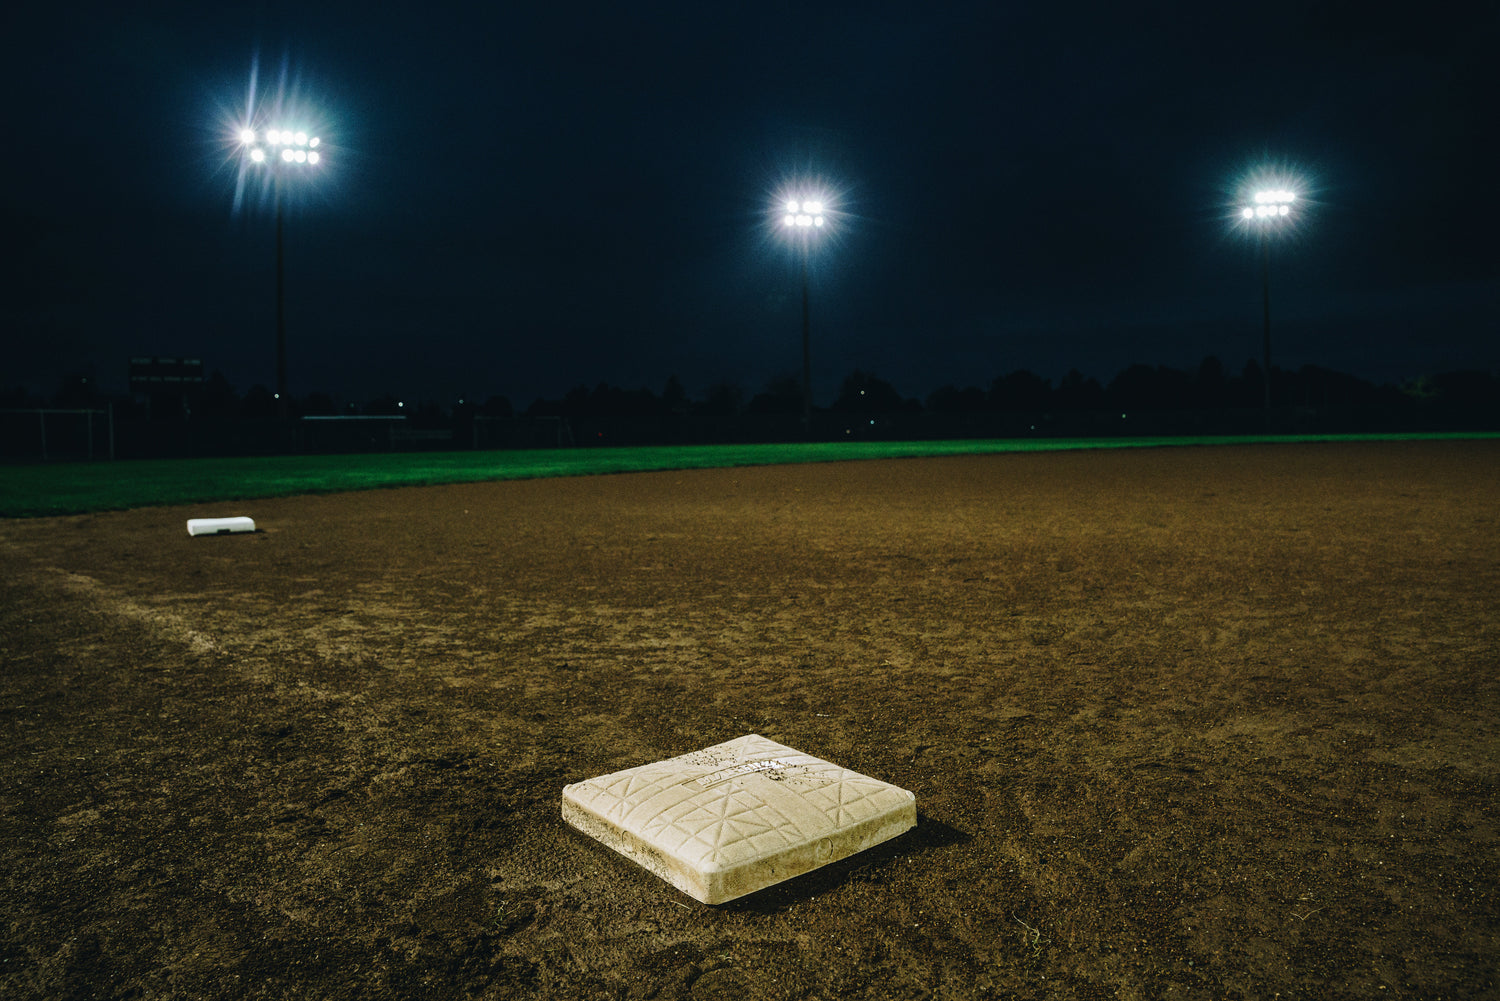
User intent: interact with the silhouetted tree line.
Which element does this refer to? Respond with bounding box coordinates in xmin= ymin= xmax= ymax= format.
xmin=5 ymin=356 xmax=1498 ymax=446
xmin=508 ymin=358 xmax=1496 ymax=427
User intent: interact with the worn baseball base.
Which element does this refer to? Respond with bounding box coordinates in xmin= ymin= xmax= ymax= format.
xmin=562 ymin=734 xmax=917 ymax=904
xmin=186 ymin=517 xmax=256 ymax=536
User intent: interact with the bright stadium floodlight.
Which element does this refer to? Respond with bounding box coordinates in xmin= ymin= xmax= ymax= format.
xmin=1240 ymin=186 xmax=1299 ymax=415
xmin=240 ymin=124 xmax=324 ymax=174
xmin=775 ymin=188 xmax=834 ymax=433
xmin=1247 ymin=188 xmax=1297 ymax=221
xmin=238 ymin=120 xmax=326 ymax=419
xmin=782 ymin=198 xmax=827 ymax=230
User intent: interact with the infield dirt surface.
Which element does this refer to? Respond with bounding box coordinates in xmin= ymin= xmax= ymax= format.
xmin=2 ymin=440 xmax=1497 ymax=1000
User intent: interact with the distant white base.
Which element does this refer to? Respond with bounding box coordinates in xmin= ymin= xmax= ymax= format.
xmin=186 ymin=517 xmax=256 ymax=536
xmin=562 ymin=734 xmax=917 ymax=904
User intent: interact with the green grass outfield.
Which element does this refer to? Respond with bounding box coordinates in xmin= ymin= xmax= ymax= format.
xmin=3 ymin=433 xmax=1496 ymax=518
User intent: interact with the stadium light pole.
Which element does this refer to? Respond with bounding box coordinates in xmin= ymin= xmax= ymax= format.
xmin=1240 ymin=188 xmax=1296 ymax=413
xmin=239 ymin=126 xmax=323 ymax=420
xmin=779 ymin=195 xmax=827 ymax=434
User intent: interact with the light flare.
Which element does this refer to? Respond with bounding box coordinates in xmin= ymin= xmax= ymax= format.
xmin=764 ymin=175 xmax=851 ymax=251
xmin=778 ymin=192 xmax=829 ymax=230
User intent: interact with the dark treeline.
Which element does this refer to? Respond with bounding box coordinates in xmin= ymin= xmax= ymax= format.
xmin=4 ymin=356 xmax=1497 ymax=460
xmin=496 ymin=358 xmax=1495 ymax=427
xmin=6 ymin=356 xmax=1498 ymax=423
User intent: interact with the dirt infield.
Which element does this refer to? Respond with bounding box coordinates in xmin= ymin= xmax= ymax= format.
xmin=2 ymin=441 xmax=1497 ymax=1000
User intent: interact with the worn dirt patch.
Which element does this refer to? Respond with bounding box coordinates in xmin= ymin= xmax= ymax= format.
xmin=2 ymin=442 xmax=1498 ymax=999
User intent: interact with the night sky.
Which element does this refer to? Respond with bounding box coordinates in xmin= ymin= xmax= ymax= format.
xmin=7 ymin=1 xmax=1496 ymax=410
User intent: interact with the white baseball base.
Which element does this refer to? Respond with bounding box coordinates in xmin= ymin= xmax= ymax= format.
xmin=187 ymin=517 xmax=256 ymax=536
xmin=562 ymin=733 xmax=916 ymax=904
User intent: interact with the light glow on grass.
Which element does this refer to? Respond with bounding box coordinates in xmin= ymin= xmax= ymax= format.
xmin=3 ymin=434 xmax=1497 ymax=518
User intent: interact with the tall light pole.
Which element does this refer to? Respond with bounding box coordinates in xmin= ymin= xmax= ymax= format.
xmin=1240 ymin=188 xmax=1296 ymax=412
xmin=239 ymin=126 xmax=322 ymax=420
xmin=780 ymin=196 xmax=826 ymax=433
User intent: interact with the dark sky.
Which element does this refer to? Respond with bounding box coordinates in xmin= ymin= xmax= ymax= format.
xmin=6 ymin=1 xmax=1496 ymax=409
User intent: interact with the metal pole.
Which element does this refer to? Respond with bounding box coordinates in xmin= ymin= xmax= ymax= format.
xmin=276 ymin=186 xmax=288 ymax=421
xmin=801 ymin=253 xmax=812 ymax=435
xmin=1261 ymin=235 xmax=1272 ymax=413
